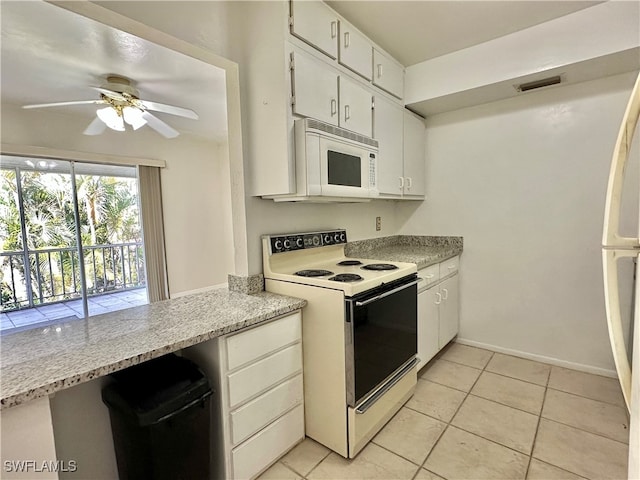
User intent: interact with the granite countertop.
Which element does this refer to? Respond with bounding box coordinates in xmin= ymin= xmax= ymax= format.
xmin=345 ymin=235 xmax=463 ymax=269
xmin=0 ymin=288 xmax=306 ymax=410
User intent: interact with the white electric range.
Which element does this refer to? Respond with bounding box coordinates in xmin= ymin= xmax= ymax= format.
xmin=263 ymin=229 xmax=418 ymax=458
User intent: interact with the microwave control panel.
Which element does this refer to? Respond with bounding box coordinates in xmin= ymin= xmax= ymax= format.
xmin=269 ymin=230 xmax=347 ymax=253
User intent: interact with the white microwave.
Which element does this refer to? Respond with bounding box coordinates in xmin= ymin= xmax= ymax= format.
xmin=293 ymin=119 xmax=379 ymax=200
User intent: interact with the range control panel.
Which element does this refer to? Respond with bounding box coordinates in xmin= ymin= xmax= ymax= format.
xmin=268 ymin=230 xmax=347 ymax=254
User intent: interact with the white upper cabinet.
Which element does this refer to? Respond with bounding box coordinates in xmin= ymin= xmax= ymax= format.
xmin=402 ymin=110 xmax=426 ymax=196
xmin=373 ymin=48 xmax=404 ymax=99
xmin=291 ymin=51 xmax=339 ymax=127
xmin=290 ymin=0 xmax=339 ymax=59
xmin=339 ymin=76 xmax=373 ymax=137
xmin=374 ymin=94 xmax=404 ymax=196
xmin=338 ymin=20 xmax=373 ymax=81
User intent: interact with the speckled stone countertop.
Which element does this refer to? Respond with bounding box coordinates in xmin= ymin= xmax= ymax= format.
xmin=345 ymin=235 xmax=463 ymax=269
xmin=0 ymin=289 xmax=305 ymax=410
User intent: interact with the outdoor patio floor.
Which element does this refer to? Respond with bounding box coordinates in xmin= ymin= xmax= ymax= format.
xmin=0 ymin=288 xmax=148 ymax=334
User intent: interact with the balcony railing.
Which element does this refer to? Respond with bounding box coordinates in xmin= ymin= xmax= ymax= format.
xmin=0 ymin=242 xmax=145 ymax=312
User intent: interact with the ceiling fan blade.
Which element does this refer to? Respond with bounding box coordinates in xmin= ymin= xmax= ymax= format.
xmin=141 ymin=111 xmax=179 ymax=138
xmin=83 ymin=117 xmax=108 ymax=136
xmin=92 ymin=87 xmax=127 ymax=101
xmin=139 ymin=100 xmax=199 ymax=120
xmin=23 ymin=100 xmax=104 ymax=109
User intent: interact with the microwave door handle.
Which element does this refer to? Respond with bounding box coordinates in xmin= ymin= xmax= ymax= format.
xmin=355 ymin=280 xmax=419 ymax=307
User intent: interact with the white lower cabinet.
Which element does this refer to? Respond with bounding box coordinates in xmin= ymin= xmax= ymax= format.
xmin=184 ymin=311 xmax=304 ymax=480
xmin=417 ymin=258 xmax=460 ymax=370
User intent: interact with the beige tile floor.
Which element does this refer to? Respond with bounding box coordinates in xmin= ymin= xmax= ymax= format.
xmin=258 ymin=342 xmax=630 ymax=480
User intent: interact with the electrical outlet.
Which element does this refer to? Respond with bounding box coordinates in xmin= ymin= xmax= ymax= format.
xmin=375 ymin=216 xmax=381 ymax=231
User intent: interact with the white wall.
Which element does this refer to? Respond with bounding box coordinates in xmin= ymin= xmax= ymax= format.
xmin=397 ymin=72 xmax=639 ymax=373
xmin=1 ymin=105 xmax=234 ymax=296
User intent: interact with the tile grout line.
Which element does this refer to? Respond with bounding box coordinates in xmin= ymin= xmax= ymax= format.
xmin=410 ymin=350 xmax=496 ymax=479
xmin=299 ymin=446 xmax=332 ymax=479
xmin=524 ymin=369 xmax=550 ymax=479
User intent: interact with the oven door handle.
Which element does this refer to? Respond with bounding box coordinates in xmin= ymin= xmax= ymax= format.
xmin=356 ymin=357 xmax=418 ymax=414
xmin=354 ymin=280 xmax=419 ymax=307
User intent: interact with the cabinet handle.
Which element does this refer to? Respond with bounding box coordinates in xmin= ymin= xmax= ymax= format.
xmin=406 ymin=177 xmax=412 ymax=189
xmin=426 ymin=274 xmax=434 ymax=279
xmin=399 ymin=176 xmax=404 ymax=189
xmin=448 ymin=265 xmax=455 ymax=270
xmin=331 ymin=21 xmax=337 ymax=39
xmin=377 ymin=64 xmax=383 ymax=78
xmin=344 ymin=32 xmax=350 ymax=48
xmin=435 ymin=292 xmax=442 ymax=305
xmin=442 ymin=288 xmax=448 ymax=300
xmin=330 ymin=99 xmax=337 ymax=116
xmin=345 ymin=104 xmax=351 ymax=120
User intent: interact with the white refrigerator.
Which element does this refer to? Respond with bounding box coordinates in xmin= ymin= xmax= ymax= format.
xmin=602 ymin=72 xmax=640 ymax=479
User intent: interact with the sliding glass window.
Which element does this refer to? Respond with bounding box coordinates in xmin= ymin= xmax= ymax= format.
xmin=0 ymin=156 xmax=148 ymax=333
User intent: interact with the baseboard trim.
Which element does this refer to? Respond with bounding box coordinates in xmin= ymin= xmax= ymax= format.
xmin=455 ymin=337 xmax=618 ymax=378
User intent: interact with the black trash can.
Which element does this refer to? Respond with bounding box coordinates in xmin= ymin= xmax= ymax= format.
xmin=102 ymin=353 xmax=212 ymax=480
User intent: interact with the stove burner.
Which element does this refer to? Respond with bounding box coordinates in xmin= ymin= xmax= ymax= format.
xmin=362 ymin=263 xmax=399 ymax=271
xmin=328 ymin=273 xmax=363 ymax=282
xmin=295 ymin=269 xmax=334 ymax=277
xmin=337 ymin=260 xmax=363 ymax=266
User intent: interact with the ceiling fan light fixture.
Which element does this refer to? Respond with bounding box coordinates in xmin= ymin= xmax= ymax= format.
xmin=96 ymin=106 xmax=124 ymax=131
xmin=123 ymin=106 xmax=147 ymax=130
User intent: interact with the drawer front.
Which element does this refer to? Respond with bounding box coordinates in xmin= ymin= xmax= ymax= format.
xmin=418 ymin=263 xmax=440 ymax=290
xmin=228 ymin=343 xmax=302 ymax=409
xmin=232 ymin=404 xmax=305 ymax=480
xmin=230 ymin=374 xmax=303 ymax=446
xmin=226 ymin=312 xmax=301 ymax=371
xmin=439 ymin=256 xmax=459 ymax=278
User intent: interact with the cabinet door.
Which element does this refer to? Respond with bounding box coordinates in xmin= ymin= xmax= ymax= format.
xmin=374 ymin=94 xmax=404 ymax=196
xmin=339 ymin=20 xmax=372 ymax=80
xmin=373 ymin=48 xmax=404 ymax=99
xmin=439 ymin=274 xmax=460 ymax=348
xmin=292 ymin=51 xmax=339 ymax=126
xmin=417 ymin=287 xmax=440 ymax=371
xmin=339 ymin=76 xmax=373 ymax=137
xmin=403 ymin=110 xmax=426 ymax=197
xmin=290 ymin=0 xmax=338 ymax=59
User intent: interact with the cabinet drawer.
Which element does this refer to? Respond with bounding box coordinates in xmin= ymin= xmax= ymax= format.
xmin=439 ymin=256 xmax=459 ymax=278
xmin=226 ymin=312 xmax=301 ymax=371
xmin=230 ymin=374 xmax=303 ymax=446
xmin=228 ymin=343 xmax=302 ymax=409
xmin=418 ymin=263 xmax=440 ymax=290
xmin=232 ymin=404 xmax=304 ymax=480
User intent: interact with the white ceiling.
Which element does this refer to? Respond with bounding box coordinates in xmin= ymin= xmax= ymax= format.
xmin=0 ymin=1 xmax=228 ymax=142
xmin=1 ymin=0 xmax=606 ymax=142
xmin=327 ymin=1 xmax=602 ymax=66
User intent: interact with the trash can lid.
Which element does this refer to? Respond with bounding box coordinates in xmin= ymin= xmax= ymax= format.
xmin=102 ymin=354 xmax=211 ymax=426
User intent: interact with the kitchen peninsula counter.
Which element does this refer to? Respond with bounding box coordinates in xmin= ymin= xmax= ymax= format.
xmin=345 ymin=235 xmax=463 ymax=269
xmin=0 ymin=288 xmax=306 ymax=409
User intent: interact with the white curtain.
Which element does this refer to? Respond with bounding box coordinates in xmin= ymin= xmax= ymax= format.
xmin=138 ymin=165 xmax=169 ymax=302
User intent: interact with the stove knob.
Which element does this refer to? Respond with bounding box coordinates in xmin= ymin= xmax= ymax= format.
xmin=283 ymin=239 xmax=291 ymax=249
xmin=274 ymin=240 xmax=283 ymax=251
xmin=334 ymin=233 xmax=341 ymax=242
xmin=312 ymin=236 xmax=320 ymax=246
xmin=296 ymin=238 xmax=304 ymax=248
xmin=340 ymin=232 xmax=346 ymax=242
xmin=324 ymin=235 xmax=332 ymax=244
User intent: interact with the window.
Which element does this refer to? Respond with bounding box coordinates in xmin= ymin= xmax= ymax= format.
xmin=0 ymin=155 xmax=150 ymax=332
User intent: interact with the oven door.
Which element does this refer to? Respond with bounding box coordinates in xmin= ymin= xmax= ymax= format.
xmin=345 ymin=274 xmax=418 ymax=407
xmin=319 ymin=136 xmax=377 ymax=198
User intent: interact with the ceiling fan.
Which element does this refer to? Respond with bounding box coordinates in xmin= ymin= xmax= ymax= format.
xmin=22 ymin=75 xmax=198 ymax=139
